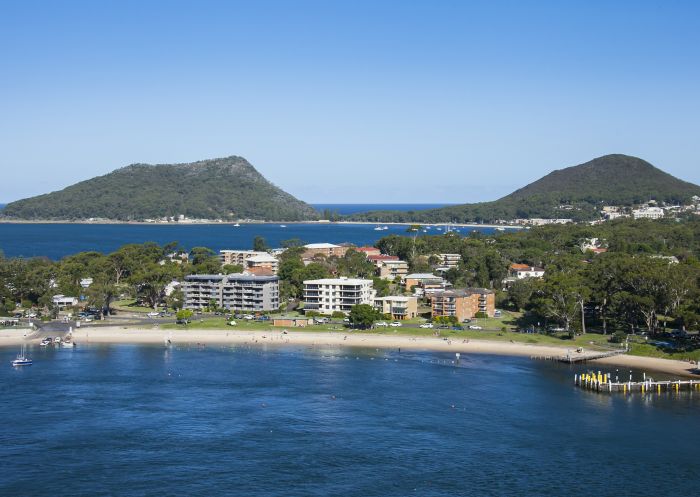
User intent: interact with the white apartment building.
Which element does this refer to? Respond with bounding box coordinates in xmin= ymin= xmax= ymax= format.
xmin=632 ymin=206 xmax=664 ymax=219
xmin=303 ymin=277 xmax=375 ymax=315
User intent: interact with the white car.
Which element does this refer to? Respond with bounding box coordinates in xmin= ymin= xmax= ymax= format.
xmin=468 ymin=325 xmax=482 ymax=330
xmin=147 ymin=312 xmax=160 ymax=317
xmin=375 ymin=321 xmax=388 ymax=327
xmin=27 ymin=312 xmax=37 ymax=318
xmin=419 ymin=323 xmax=434 ymax=329
xmin=243 ymin=315 xmax=255 ymax=320
xmin=390 ymin=321 xmax=402 ymax=327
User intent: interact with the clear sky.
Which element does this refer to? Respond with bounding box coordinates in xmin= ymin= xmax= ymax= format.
xmin=1 ymin=0 xmax=699 ymax=204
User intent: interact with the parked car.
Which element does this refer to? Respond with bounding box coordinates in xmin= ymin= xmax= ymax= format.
xmin=494 ymin=310 xmax=502 ymax=317
xmin=419 ymin=323 xmax=434 ymax=329
xmin=390 ymin=321 xmax=402 ymax=327
xmin=147 ymin=312 xmax=160 ymax=317
xmin=468 ymin=325 xmax=482 ymax=330
xmin=375 ymin=321 xmax=388 ymax=327
xmin=243 ymin=314 xmax=255 ymax=320
xmin=452 ymin=326 xmax=463 ymax=331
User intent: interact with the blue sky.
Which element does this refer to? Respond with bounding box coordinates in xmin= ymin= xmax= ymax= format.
xmin=1 ymin=0 xmax=699 ymax=203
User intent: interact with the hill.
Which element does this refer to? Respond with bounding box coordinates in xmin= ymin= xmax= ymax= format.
xmin=0 ymin=156 xmax=319 ymax=221
xmin=349 ymin=154 xmax=700 ymax=223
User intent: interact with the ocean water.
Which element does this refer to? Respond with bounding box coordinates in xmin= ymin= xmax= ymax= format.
xmin=1 ymin=344 xmax=699 ymax=496
xmin=0 ymin=222 xmax=512 ymax=260
xmin=312 ymin=204 xmax=455 ymax=215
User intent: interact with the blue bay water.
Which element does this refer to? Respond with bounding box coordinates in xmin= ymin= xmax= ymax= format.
xmin=312 ymin=203 xmax=455 ymax=215
xmin=0 ymin=223 xmax=510 ymax=260
xmin=1 ymin=344 xmax=699 ymax=497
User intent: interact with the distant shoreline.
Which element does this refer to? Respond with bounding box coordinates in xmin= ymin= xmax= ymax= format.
xmin=0 ymin=219 xmax=523 ymax=230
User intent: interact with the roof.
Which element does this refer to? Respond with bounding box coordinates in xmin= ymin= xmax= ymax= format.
xmin=380 ymin=259 xmax=408 ymax=265
xmin=185 ymin=273 xmax=278 ymax=282
xmin=304 ymin=277 xmax=373 ymax=285
xmin=434 ymin=288 xmax=494 ymax=297
xmin=304 ymin=243 xmax=340 ymax=249
xmin=374 ymin=296 xmax=415 ymax=302
xmin=514 ymin=266 xmax=545 ymax=272
xmin=405 ymin=273 xmax=442 ymax=279
xmin=356 ymin=247 xmax=379 ymax=253
xmin=368 ymin=255 xmax=399 ymax=261
xmin=510 ymin=263 xmax=531 ymax=270
xmin=247 ymin=254 xmax=277 ymax=262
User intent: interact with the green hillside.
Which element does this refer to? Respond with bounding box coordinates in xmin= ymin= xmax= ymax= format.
xmin=0 ymin=156 xmax=319 ymax=221
xmin=350 ymin=154 xmax=700 ymax=223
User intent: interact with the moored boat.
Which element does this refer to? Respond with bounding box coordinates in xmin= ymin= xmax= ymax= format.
xmin=11 ymin=345 xmax=32 ymax=367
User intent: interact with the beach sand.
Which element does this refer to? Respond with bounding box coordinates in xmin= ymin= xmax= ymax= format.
xmin=64 ymin=325 xmax=699 ymax=377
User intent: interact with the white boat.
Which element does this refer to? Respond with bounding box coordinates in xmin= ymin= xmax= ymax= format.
xmin=495 ymin=227 xmax=505 ymax=231
xmin=382 ymin=226 xmax=389 ymax=230
xmin=374 ymin=226 xmax=383 ymax=231
xmin=12 ymin=345 xmax=32 ymax=367
xmin=280 ymin=224 xmax=287 ymax=228
xmin=233 ymin=223 xmax=240 ymax=227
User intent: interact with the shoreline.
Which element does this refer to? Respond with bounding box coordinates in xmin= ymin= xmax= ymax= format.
xmin=4 ymin=326 xmax=693 ymax=377
xmin=0 ymin=219 xmax=523 ymax=230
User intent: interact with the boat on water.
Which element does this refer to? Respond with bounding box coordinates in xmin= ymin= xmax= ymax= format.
xmin=279 ymin=224 xmax=287 ymax=228
xmin=382 ymin=226 xmax=389 ymax=230
xmin=374 ymin=226 xmax=383 ymax=231
xmin=233 ymin=223 xmax=240 ymax=227
xmin=12 ymin=345 xmax=32 ymax=367
xmin=495 ymin=227 xmax=506 ymax=231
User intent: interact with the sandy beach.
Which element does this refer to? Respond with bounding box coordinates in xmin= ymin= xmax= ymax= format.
xmin=62 ymin=325 xmax=697 ymax=377
xmin=3 ymin=325 xmax=696 ymax=377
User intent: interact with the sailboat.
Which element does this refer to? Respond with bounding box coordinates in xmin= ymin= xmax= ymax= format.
xmin=11 ymin=344 xmax=32 ymax=367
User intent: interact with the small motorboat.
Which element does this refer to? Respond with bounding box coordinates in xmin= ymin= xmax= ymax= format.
xmin=279 ymin=224 xmax=287 ymax=228
xmin=374 ymin=226 xmax=383 ymax=231
xmin=12 ymin=345 xmax=32 ymax=367
xmin=233 ymin=223 xmax=240 ymax=227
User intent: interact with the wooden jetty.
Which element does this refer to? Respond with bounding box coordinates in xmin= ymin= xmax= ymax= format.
xmin=575 ymin=371 xmax=700 ymax=394
xmin=532 ymin=349 xmax=625 ymax=364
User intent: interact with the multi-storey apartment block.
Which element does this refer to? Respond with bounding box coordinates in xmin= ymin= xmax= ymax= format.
xmin=303 ymin=277 xmax=375 ymax=315
xmin=184 ymin=274 xmax=279 ymax=312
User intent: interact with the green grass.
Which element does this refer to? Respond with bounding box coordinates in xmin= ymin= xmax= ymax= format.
xmin=627 ymin=342 xmax=700 ymax=362
xmin=112 ymin=299 xmax=155 ymax=313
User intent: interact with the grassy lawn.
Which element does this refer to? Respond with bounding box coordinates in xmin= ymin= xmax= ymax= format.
xmin=112 ymin=299 xmax=155 ymax=313
xmin=627 ymin=342 xmax=700 ymax=362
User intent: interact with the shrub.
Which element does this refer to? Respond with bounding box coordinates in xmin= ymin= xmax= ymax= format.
xmin=475 ymin=311 xmax=489 ymax=319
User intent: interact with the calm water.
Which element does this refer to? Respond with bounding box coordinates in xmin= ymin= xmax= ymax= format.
xmin=1 ymin=344 xmax=699 ymax=496
xmin=312 ymin=203 xmax=455 ymax=215
xmin=0 ymin=223 xmax=510 ymax=260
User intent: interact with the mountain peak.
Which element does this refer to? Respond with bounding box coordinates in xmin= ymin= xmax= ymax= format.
xmin=1 ymin=156 xmax=318 ymax=221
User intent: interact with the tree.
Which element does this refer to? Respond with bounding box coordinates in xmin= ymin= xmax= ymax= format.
xmin=176 ymin=309 xmax=193 ymax=323
xmin=348 ymin=304 xmax=382 ymax=329
xmin=129 ymin=263 xmax=179 ymax=309
xmin=253 ymin=236 xmax=269 ymax=252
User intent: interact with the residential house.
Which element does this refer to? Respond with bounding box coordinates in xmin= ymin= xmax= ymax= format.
xmin=52 ymin=294 xmax=78 ymax=310
xmin=509 ymin=264 xmax=545 ymax=279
